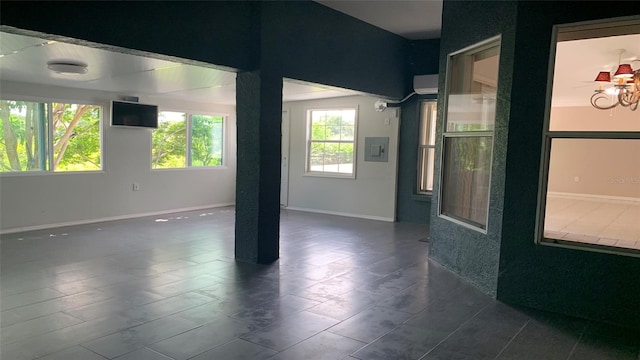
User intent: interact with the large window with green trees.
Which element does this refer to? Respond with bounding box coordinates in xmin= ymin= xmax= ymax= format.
xmin=152 ymin=111 xmax=224 ymax=169
xmin=439 ymin=37 xmax=500 ymax=231
xmin=0 ymin=99 xmax=102 ymax=173
xmin=306 ymin=108 xmax=357 ymax=177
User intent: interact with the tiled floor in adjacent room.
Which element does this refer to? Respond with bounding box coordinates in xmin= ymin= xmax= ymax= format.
xmin=1 ymin=207 xmax=638 ymax=359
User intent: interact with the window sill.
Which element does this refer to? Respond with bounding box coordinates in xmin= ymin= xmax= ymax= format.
xmin=411 ymin=194 xmax=432 ymax=202
xmin=303 ymin=172 xmax=356 ymax=180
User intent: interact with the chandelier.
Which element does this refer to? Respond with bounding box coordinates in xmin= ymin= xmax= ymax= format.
xmin=590 ymin=60 xmax=639 ymax=111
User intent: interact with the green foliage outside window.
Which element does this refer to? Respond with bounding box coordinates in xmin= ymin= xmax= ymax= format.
xmin=308 ymin=109 xmax=356 ymax=174
xmin=0 ymin=100 xmax=101 ymax=172
xmin=152 ymin=112 xmax=187 ymax=169
xmin=151 ymin=111 xmax=224 ymax=169
xmin=191 ymin=114 xmax=223 ymax=167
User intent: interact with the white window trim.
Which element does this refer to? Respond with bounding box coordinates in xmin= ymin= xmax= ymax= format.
xmin=304 ymin=106 xmax=358 ymax=179
xmin=0 ymin=97 xmax=104 ymax=175
xmin=152 ymin=110 xmax=227 ymax=170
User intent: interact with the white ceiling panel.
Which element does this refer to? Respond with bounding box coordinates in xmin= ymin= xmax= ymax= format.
xmin=0 ymin=31 xmax=359 ymax=104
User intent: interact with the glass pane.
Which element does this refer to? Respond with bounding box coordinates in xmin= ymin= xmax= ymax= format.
xmin=550 ymin=30 xmax=640 ymax=132
xmin=309 ymin=156 xmax=324 ymax=172
xmin=312 ymin=124 xmax=326 ymax=140
xmin=152 ymin=111 xmax=186 ymax=169
xmin=441 ymin=136 xmax=492 ymax=229
xmin=191 ymin=114 xmax=223 ymax=167
xmin=338 ymin=143 xmax=354 ymax=174
xmin=0 ymin=100 xmax=49 ymax=172
xmin=418 ymin=146 xmax=435 ymax=193
xmin=544 ymin=138 xmax=640 ymax=250
xmin=308 ymin=109 xmax=356 ymax=175
xmin=446 ymin=41 xmax=500 ymax=132
xmin=419 ymin=102 xmax=437 ymax=146
xmin=340 ymin=125 xmax=355 ymax=141
xmin=52 ymin=103 xmax=101 ymax=172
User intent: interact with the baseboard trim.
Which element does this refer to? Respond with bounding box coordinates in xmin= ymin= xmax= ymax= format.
xmin=0 ymin=203 xmax=235 ymax=235
xmin=547 ymin=192 xmax=640 ymax=203
xmin=284 ymin=206 xmax=394 ymax=222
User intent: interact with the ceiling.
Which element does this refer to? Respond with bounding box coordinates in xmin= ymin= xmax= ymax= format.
xmin=0 ymin=31 xmax=363 ymax=105
xmin=315 ymin=0 xmax=442 ymax=40
xmin=553 ymin=33 xmax=640 ymax=107
xmin=1 ymin=6 xmax=638 ymax=108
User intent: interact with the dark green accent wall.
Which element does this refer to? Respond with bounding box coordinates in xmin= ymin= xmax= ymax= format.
xmin=396 ymin=39 xmax=440 ymax=224
xmin=428 ymin=0 xmax=518 ymax=296
xmin=433 ymin=0 xmax=640 ymax=328
xmin=235 ymin=70 xmax=282 ymax=264
xmin=497 ymin=1 xmax=640 ymax=330
xmin=0 ymin=1 xmax=411 ymax=99
xmin=396 ymin=95 xmax=435 ymax=224
xmin=0 ymin=1 xmax=256 ymax=71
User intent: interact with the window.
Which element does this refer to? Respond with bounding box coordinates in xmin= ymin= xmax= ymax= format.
xmin=439 ymin=37 xmax=500 ymax=231
xmin=306 ymin=108 xmax=357 ymax=176
xmin=152 ymin=111 xmax=224 ymax=169
xmin=538 ymin=19 xmax=640 ymax=255
xmin=418 ymin=101 xmax=437 ymax=194
xmin=0 ymin=99 xmax=102 ymax=173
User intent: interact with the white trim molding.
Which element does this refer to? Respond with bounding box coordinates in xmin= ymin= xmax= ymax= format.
xmin=0 ymin=203 xmax=235 ymax=235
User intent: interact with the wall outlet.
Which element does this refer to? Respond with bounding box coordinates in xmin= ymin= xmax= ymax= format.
xmin=574 ymin=176 xmax=580 ymax=182
xmin=133 ymin=183 xmax=140 ymax=191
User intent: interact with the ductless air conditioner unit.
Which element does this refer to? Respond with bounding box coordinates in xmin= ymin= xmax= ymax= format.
xmin=413 ymin=74 xmax=439 ymax=95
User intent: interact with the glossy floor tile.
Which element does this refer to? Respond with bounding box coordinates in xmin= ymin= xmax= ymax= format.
xmin=544 ymin=195 xmax=640 ymax=250
xmin=1 ymin=207 xmax=638 ymax=359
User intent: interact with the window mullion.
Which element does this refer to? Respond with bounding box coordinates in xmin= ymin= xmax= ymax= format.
xmin=186 ymin=113 xmax=192 ymax=166
xmin=47 ymin=102 xmax=54 ymax=171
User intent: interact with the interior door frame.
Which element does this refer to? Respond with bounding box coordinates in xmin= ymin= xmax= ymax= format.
xmin=280 ymin=109 xmax=290 ymax=207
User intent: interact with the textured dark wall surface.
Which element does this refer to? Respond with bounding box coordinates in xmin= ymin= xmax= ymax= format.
xmin=497 ymin=1 xmax=640 ymax=329
xmin=428 ymin=0 xmax=518 ymax=296
xmin=395 ymin=39 xmax=440 ymax=224
xmin=0 ymin=1 xmax=411 ymax=99
xmin=234 ymin=70 xmax=282 ymax=264
xmin=396 ymin=95 xmax=436 ymax=224
xmin=260 ymin=1 xmax=410 ymax=99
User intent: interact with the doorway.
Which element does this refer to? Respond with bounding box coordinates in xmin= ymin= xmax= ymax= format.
xmin=280 ymin=110 xmax=290 ymax=207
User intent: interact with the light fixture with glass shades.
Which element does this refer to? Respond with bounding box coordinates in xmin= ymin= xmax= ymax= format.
xmin=590 ymin=55 xmax=639 ymax=111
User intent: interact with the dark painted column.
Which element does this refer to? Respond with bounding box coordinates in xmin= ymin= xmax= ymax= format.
xmin=235 ymin=70 xmax=282 ymax=264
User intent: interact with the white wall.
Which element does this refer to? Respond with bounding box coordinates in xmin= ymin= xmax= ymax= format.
xmin=0 ymin=81 xmax=236 ymax=232
xmin=284 ymin=96 xmax=399 ymax=221
xmin=548 ymin=106 xmax=639 ymax=200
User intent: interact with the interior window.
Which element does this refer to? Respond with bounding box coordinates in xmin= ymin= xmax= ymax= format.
xmin=439 ymin=37 xmax=501 ymax=231
xmin=539 ymin=19 xmax=640 ymax=255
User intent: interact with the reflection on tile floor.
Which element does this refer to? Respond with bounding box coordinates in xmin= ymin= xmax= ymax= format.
xmin=1 ymin=207 xmax=638 ymax=359
xmin=545 ymin=195 xmax=640 ymax=250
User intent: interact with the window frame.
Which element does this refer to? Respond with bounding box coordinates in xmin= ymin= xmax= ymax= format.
xmin=535 ymin=19 xmax=640 ymax=258
xmin=417 ymin=100 xmax=438 ymax=195
xmin=304 ymin=107 xmax=358 ymax=179
xmin=151 ymin=110 xmax=227 ymax=170
xmin=0 ymin=96 xmax=104 ymax=175
xmin=437 ymin=36 xmax=501 ymax=233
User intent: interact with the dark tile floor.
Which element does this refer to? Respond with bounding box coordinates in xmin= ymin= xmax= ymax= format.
xmin=1 ymin=207 xmax=638 ymax=360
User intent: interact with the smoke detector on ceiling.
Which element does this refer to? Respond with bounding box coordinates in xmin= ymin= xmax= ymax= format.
xmin=47 ymin=60 xmax=88 ymax=75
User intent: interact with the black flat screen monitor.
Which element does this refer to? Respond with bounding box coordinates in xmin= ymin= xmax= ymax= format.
xmin=111 ymin=100 xmax=158 ymax=128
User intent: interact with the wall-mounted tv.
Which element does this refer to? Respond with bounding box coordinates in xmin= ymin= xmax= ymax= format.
xmin=111 ymin=100 xmax=158 ymax=128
